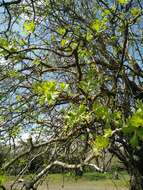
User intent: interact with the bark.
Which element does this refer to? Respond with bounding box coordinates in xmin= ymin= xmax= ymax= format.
xmin=109 ymin=143 xmax=143 ymax=190
xmin=130 ymin=171 xmax=143 ymax=190
xmin=129 ymin=144 xmax=143 ymax=190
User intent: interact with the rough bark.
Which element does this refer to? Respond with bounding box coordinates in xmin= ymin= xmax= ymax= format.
xmin=130 ymin=170 xmax=143 ymax=190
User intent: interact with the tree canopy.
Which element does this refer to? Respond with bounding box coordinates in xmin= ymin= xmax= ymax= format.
xmin=0 ymin=0 xmax=143 ymax=189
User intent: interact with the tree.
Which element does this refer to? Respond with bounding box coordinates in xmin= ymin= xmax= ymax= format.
xmin=0 ymin=0 xmax=143 ymax=189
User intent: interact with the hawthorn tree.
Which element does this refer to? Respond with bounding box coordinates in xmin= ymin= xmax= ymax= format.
xmin=0 ymin=0 xmax=143 ymax=190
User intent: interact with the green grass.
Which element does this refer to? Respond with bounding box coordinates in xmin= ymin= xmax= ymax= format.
xmin=46 ymin=171 xmax=129 ymax=180
xmin=83 ymin=172 xmax=111 ymax=181
xmin=45 ymin=171 xmax=129 ymax=188
xmin=1 ymin=171 xmax=130 ymax=189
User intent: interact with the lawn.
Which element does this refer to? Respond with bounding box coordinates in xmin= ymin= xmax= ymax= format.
xmin=1 ymin=171 xmax=130 ymax=190
xmin=37 ymin=171 xmax=129 ymax=190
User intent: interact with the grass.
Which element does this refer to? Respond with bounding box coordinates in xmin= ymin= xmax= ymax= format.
xmin=44 ymin=171 xmax=129 ymax=188
xmin=46 ymin=170 xmax=129 ymax=180
xmin=1 ymin=171 xmax=130 ymax=190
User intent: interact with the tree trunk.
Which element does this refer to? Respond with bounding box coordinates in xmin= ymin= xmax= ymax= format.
xmin=109 ymin=142 xmax=143 ymax=190
xmin=129 ymin=169 xmax=143 ymax=190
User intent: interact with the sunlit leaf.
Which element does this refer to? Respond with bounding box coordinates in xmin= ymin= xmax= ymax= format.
xmin=23 ymin=20 xmax=35 ymax=33
xmin=90 ymin=20 xmax=100 ymax=31
xmin=61 ymin=38 xmax=68 ymax=47
xmin=60 ymin=82 xmax=69 ymax=91
xmin=33 ymin=58 xmax=41 ymax=65
xmin=117 ymin=0 xmax=129 ymax=4
xmin=91 ymin=136 xmax=109 ymax=155
xmin=130 ymin=7 xmax=140 ymax=16
xmin=86 ymin=32 xmax=93 ymax=41
xmin=57 ymin=27 xmax=66 ymax=35
xmin=104 ymin=128 xmax=112 ymax=138
xmin=33 ymin=81 xmax=60 ymax=105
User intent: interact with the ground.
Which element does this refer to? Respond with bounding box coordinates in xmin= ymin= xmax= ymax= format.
xmin=37 ymin=172 xmax=129 ymax=190
xmin=38 ymin=180 xmax=128 ymax=190
xmin=2 ymin=172 xmax=129 ymax=190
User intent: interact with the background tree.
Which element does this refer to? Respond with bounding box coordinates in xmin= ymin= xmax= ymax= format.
xmin=0 ymin=0 xmax=143 ymax=190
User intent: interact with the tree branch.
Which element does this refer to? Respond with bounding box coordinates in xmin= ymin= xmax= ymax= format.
xmin=32 ymin=158 xmax=103 ymax=185
xmin=0 ymin=0 xmax=21 ymax=7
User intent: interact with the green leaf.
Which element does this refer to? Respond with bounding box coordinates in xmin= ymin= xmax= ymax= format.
xmin=32 ymin=58 xmax=41 ymax=65
xmin=117 ymin=0 xmax=129 ymax=4
xmin=90 ymin=17 xmax=107 ymax=33
xmin=129 ymin=112 xmax=143 ymax=128
xmin=104 ymin=128 xmax=112 ymax=138
xmin=7 ymin=70 xmax=19 ymax=78
xmin=123 ymin=101 xmax=143 ymax=135
xmin=79 ymin=81 xmax=89 ymax=93
xmin=92 ymin=136 xmax=109 ymax=155
xmin=86 ymin=32 xmax=93 ymax=41
xmin=19 ymin=39 xmax=27 ymax=46
xmin=57 ymin=27 xmax=66 ymax=35
xmin=122 ymin=123 xmax=134 ymax=133
xmin=130 ymin=132 xmax=138 ymax=147
xmin=10 ymin=125 xmax=21 ymax=138
xmin=93 ymin=102 xmax=109 ymax=120
xmin=90 ymin=20 xmax=100 ymax=31
xmin=0 ymin=38 xmax=9 ymax=47
xmin=130 ymin=7 xmax=140 ymax=17
xmin=33 ymin=81 xmax=60 ymax=105
xmin=60 ymin=82 xmax=69 ymax=91
xmin=0 ymin=174 xmax=7 ymax=185
xmin=103 ymin=9 xmax=110 ymax=15
xmin=64 ymin=104 xmax=91 ymax=129
xmin=16 ymin=95 xmax=22 ymax=101
xmin=70 ymin=41 xmax=78 ymax=49
xmin=61 ymin=38 xmax=68 ymax=47
xmin=137 ymin=128 xmax=143 ymax=140
xmin=23 ymin=20 xmax=35 ymax=33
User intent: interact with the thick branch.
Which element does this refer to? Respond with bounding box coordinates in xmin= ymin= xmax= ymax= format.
xmin=0 ymin=0 xmax=21 ymax=7
xmin=32 ymin=158 xmax=103 ymax=185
